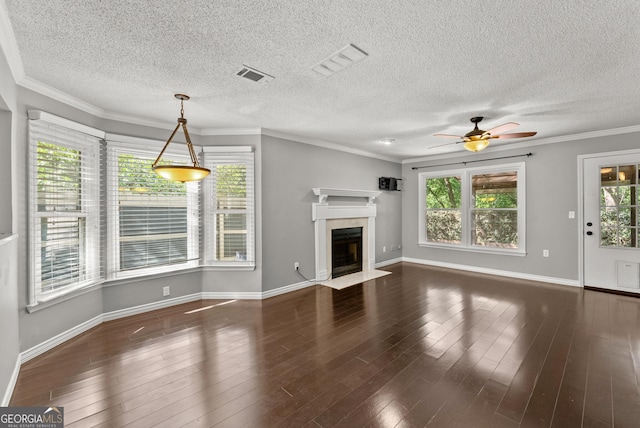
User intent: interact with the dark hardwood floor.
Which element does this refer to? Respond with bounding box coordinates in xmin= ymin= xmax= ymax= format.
xmin=10 ymin=262 xmax=640 ymax=427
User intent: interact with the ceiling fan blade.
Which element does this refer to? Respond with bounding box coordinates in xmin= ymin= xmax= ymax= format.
xmin=484 ymin=122 xmax=519 ymax=136
xmin=428 ymin=141 xmax=461 ymax=149
xmin=433 ymin=133 xmax=464 ymax=139
xmin=493 ymin=131 xmax=537 ymax=139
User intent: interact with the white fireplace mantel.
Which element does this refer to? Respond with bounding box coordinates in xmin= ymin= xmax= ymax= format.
xmin=312 ymin=187 xmax=382 ymax=204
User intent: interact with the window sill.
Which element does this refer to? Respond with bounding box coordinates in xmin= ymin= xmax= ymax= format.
xmin=418 ymin=242 xmax=526 ymax=257
xmin=27 ymin=281 xmax=104 ymax=313
xmin=201 ymin=263 xmax=256 ymax=271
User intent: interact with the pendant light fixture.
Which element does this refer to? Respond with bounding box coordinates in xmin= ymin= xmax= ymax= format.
xmin=152 ymin=94 xmax=210 ymax=182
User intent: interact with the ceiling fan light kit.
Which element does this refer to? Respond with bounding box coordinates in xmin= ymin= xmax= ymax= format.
xmin=463 ymin=139 xmax=491 ymax=152
xmin=433 ymin=116 xmax=537 ymax=152
xmin=152 ymin=94 xmax=211 ymax=182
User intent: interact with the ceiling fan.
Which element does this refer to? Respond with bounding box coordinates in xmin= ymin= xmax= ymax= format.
xmin=432 ymin=117 xmax=537 ymax=152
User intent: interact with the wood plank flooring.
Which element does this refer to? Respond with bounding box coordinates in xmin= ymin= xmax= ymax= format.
xmin=10 ymin=262 xmax=640 ymax=427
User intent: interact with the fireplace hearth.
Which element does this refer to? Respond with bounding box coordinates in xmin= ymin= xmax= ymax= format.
xmin=331 ymin=227 xmax=363 ymax=278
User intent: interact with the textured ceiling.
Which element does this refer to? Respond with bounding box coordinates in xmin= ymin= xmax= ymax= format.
xmin=2 ymin=0 xmax=640 ymax=161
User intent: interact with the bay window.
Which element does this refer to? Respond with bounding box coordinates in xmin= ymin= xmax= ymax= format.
xmin=28 ymin=111 xmax=256 ymax=307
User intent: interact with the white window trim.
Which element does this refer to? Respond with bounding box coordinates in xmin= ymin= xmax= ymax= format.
xmin=202 ymin=146 xmax=256 ymax=268
xmin=419 ymin=162 xmax=526 ymax=256
xmin=106 ymin=143 xmax=201 ymax=280
xmin=28 ymin=112 xmax=104 ymax=307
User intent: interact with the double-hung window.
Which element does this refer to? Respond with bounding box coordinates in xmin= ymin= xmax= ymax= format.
xmin=106 ymin=139 xmax=201 ymax=278
xmin=28 ymin=112 xmax=103 ymax=304
xmin=203 ymin=147 xmax=255 ymax=267
xmin=419 ymin=162 xmax=525 ymax=254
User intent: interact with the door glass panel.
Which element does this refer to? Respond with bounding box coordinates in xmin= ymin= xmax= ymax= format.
xmin=600 ymin=207 xmax=617 ymax=227
xmin=619 ymin=165 xmax=636 ymax=184
xmin=600 ymin=188 xmax=617 ymax=206
xmin=619 ymin=186 xmax=632 ymax=205
xmin=618 ymin=207 xmax=633 ymax=227
xmin=619 ymin=228 xmax=634 ymax=247
xmin=600 ymin=164 xmax=638 ymax=248
xmin=600 ymin=227 xmax=617 ymax=246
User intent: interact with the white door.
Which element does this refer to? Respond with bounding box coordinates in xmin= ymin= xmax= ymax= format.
xmin=583 ymin=152 xmax=640 ymax=292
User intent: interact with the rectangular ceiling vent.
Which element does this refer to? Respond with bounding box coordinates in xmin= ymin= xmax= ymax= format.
xmin=237 ymin=65 xmax=274 ymax=84
xmin=312 ymin=44 xmax=368 ymax=77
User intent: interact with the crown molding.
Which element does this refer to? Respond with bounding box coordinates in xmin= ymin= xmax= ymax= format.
xmin=261 ymin=128 xmax=400 ymax=163
xmin=100 ymin=109 xmax=177 ymax=130
xmin=0 ymin=2 xmax=23 ymax=82
xmin=20 ymin=76 xmax=105 ymax=116
xmin=200 ymin=127 xmax=261 ymax=136
xmin=402 ymin=124 xmax=640 ymax=165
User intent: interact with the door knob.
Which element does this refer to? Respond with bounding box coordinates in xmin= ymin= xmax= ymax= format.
xmin=586 ymin=231 xmax=593 ymax=236
xmin=586 ymin=222 xmax=593 ymax=227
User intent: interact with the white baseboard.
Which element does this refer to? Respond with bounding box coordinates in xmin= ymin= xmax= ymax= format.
xmin=375 ymin=257 xmax=403 ymax=269
xmin=20 ymin=293 xmax=203 ymax=364
xmin=1 ymin=355 xmax=20 ymax=406
xmin=402 ymin=257 xmax=581 ymax=287
xmin=20 ymin=314 xmax=103 ymax=364
xmin=262 ymin=280 xmax=315 ymax=299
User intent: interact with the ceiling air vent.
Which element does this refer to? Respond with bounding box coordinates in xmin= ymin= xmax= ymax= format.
xmin=237 ymin=65 xmax=275 ymax=84
xmin=312 ymin=44 xmax=368 ymax=77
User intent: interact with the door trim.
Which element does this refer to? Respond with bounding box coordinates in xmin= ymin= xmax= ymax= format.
xmin=578 ymin=148 xmax=640 ymax=287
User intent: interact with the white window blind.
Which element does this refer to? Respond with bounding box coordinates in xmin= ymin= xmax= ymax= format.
xmin=28 ymin=117 xmax=103 ymax=304
xmin=203 ymin=150 xmax=255 ymax=266
xmin=106 ymin=144 xmax=201 ymax=278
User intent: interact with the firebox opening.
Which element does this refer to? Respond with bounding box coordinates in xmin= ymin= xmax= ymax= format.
xmin=331 ymin=227 xmax=363 ymax=278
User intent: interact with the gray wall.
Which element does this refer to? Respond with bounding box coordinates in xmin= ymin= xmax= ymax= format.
xmin=0 ymin=108 xmax=11 ymax=235
xmin=102 ymin=270 xmax=203 ymax=313
xmin=260 ymin=135 xmax=403 ymax=291
xmin=402 ymin=132 xmax=640 ymax=281
xmin=0 ymin=45 xmax=20 ymax=405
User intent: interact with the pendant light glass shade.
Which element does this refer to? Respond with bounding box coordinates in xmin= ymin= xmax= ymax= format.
xmin=153 ymin=165 xmax=211 ymax=182
xmin=152 ymin=94 xmax=210 ymax=182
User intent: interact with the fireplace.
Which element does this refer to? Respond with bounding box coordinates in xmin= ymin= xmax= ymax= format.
xmin=331 ymin=227 xmax=363 ymax=278
xmin=311 ymin=188 xmax=381 ymax=282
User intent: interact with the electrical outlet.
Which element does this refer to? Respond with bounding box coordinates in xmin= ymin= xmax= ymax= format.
xmin=398 ymin=244 xmax=402 ymax=249
xmin=383 ymin=246 xmax=386 ymax=253
xmin=543 ymin=249 xmax=549 ymax=257
xmin=294 ymin=262 xmax=299 ymax=271
xmin=163 ymin=286 xmax=170 ymax=296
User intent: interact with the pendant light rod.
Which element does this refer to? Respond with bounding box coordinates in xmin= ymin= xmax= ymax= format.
xmin=152 ymin=94 xmax=210 ymax=182
xmin=152 ymin=121 xmax=182 ymax=168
